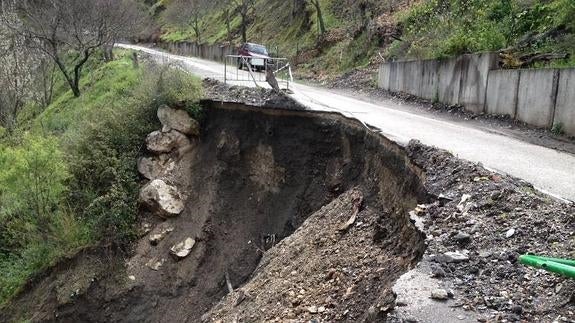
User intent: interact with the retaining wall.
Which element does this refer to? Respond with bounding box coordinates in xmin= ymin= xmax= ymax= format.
xmin=160 ymin=41 xmax=235 ymax=63
xmin=554 ymin=69 xmax=575 ymax=135
xmin=378 ymin=54 xmax=575 ymax=135
xmin=516 ymin=69 xmax=559 ymax=128
xmin=485 ymin=69 xmax=520 ymax=118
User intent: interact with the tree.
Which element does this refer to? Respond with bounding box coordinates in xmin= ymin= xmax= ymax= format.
xmin=234 ymin=0 xmax=255 ymax=43
xmin=4 ymin=0 xmax=147 ymax=97
xmin=163 ymin=0 xmax=211 ymax=43
xmin=0 ymin=5 xmax=34 ymax=131
xmin=307 ymin=0 xmax=326 ymax=35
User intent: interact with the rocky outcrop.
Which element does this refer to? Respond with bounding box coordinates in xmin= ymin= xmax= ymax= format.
xmin=139 ymin=179 xmax=185 ymax=218
xmin=157 ymin=105 xmax=200 ymax=136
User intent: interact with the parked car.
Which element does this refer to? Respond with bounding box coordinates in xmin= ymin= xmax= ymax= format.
xmin=237 ymin=43 xmax=271 ymax=72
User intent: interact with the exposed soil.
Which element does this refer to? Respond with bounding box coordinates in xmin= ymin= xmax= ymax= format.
xmin=2 ymin=87 xmax=574 ymax=323
xmin=1 ymin=101 xmax=428 ymax=322
xmin=398 ymin=141 xmax=575 ymax=322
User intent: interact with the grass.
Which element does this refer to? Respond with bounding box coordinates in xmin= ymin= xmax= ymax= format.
xmin=387 ymin=0 xmax=575 ymax=67
xmin=0 ymin=50 xmax=203 ymax=306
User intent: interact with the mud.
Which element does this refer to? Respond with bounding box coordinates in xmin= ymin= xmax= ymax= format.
xmin=2 ymin=102 xmax=428 ymax=322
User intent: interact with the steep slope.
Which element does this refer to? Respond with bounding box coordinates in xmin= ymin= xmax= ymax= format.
xmin=156 ymin=0 xmax=575 ymax=79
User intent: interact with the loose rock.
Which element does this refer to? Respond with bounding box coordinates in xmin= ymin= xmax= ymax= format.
xmin=137 ymin=155 xmax=175 ymax=180
xmin=146 ymin=258 xmax=165 ymax=271
xmin=443 ymin=251 xmax=469 ymax=263
xmin=157 ymin=105 xmax=200 ymax=136
xmin=140 ymin=179 xmax=185 ymax=218
xmin=431 ymin=288 xmax=449 ymax=300
xmin=146 ymin=130 xmax=191 ymax=154
xmin=453 ymin=231 xmax=471 ymax=244
xmin=170 ymin=237 xmax=196 ymax=259
xmin=149 ymin=227 xmax=174 ymax=245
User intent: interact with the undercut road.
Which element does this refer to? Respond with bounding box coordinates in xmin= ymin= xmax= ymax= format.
xmin=119 ymin=44 xmax=575 ymax=202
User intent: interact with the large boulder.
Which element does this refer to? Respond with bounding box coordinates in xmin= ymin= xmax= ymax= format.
xmin=157 ymin=105 xmax=200 ymax=136
xmin=146 ymin=130 xmax=191 ymax=154
xmin=137 ymin=155 xmax=176 ymax=180
xmin=139 ymin=179 xmax=185 ymax=218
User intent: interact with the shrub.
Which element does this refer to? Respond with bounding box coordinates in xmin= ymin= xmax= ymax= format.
xmin=133 ymin=63 xmax=203 ymax=110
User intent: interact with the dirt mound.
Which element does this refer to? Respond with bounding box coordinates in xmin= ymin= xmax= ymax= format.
xmin=2 ymin=102 xmax=427 ymax=322
xmin=205 ymin=188 xmax=424 ymax=322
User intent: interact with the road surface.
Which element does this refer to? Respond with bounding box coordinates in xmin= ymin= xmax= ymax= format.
xmin=119 ymin=44 xmax=575 ymax=202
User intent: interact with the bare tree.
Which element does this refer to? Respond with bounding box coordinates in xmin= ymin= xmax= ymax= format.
xmin=163 ymin=0 xmax=212 ymax=43
xmin=0 ymin=2 xmax=35 ymax=131
xmin=4 ymin=0 xmax=147 ymax=97
xmin=231 ymin=0 xmax=255 ymax=43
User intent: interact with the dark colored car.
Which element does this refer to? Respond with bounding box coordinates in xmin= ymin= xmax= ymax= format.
xmin=237 ymin=43 xmax=271 ymax=71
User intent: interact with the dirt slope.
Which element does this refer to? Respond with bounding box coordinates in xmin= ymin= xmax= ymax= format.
xmin=1 ymin=102 xmax=427 ymax=322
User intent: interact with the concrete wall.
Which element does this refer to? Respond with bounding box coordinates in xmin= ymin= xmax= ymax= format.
xmin=437 ymin=56 xmax=462 ymax=106
xmin=516 ymin=69 xmax=559 ymax=128
xmin=459 ymin=53 xmax=499 ymax=113
xmin=377 ymin=53 xmax=575 ymax=135
xmin=485 ymin=69 xmax=520 ymax=118
xmin=420 ymin=60 xmax=439 ymax=100
xmin=160 ymin=41 xmax=235 ymax=63
xmin=378 ymin=53 xmax=498 ymax=109
xmin=554 ymin=69 xmax=575 ymax=135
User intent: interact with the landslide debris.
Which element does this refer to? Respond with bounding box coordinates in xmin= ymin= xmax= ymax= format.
xmin=204 ymin=188 xmax=424 ymax=322
xmin=387 ymin=141 xmax=575 ymax=322
xmin=2 ymin=87 xmax=573 ymax=323
xmin=1 ymin=101 xmax=427 ymax=323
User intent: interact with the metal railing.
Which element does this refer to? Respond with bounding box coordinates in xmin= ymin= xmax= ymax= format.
xmin=224 ymin=55 xmax=293 ymax=90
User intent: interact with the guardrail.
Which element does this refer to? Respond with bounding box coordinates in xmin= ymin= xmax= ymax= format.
xmin=224 ymin=55 xmax=293 ymax=90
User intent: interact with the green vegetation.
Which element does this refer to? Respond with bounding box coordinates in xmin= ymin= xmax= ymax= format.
xmin=159 ymin=0 xmax=365 ymax=75
xmin=388 ymin=0 xmax=575 ymax=67
xmin=0 ymin=51 xmax=202 ymax=305
xmin=157 ymin=0 xmax=575 ymax=75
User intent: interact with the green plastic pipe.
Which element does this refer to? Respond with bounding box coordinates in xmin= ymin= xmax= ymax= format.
xmin=519 ymin=255 xmax=575 ymax=278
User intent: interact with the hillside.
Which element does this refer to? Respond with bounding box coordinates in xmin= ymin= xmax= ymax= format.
xmin=157 ymin=0 xmax=575 ymax=78
xmin=0 ymin=51 xmax=202 ymax=306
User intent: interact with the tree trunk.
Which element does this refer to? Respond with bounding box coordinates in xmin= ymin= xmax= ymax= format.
xmin=240 ymin=10 xmax=248 ymax=43
xmin=193 ymin=15 xmax=202 ymax=43
xmin=53 ymin=49 xmax=91 ymax=97
xmin=224 ymin=8 xmax=232 ymax=42
xmin=311 ymin=0 xmax=325 ymax=35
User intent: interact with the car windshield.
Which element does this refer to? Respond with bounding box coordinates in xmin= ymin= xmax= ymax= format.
xmin=247 ymin=44 xmax=268 ymax=55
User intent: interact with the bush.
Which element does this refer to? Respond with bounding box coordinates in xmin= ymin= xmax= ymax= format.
xmin=0 ymin=134 xmax=70 ymax=237
xmin=133 ymin=63 xmax=203 ymax=110
xmin=390 ymin=0 xmax=575 ymax=62
xmin=0 ymin=134 xmax=91 ymax=305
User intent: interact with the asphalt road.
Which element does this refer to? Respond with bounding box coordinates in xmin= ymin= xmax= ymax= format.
xmin=119 ymin=44 xmax=575 ymax=202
